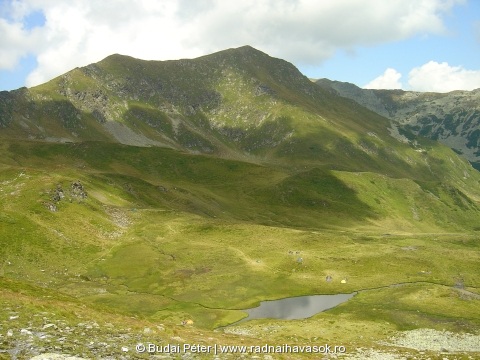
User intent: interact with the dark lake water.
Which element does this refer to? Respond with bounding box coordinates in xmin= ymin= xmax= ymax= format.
xmin=239 ymin=293 xmax=356 ymax=323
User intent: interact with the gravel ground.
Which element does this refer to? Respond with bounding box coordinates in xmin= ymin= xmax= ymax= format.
xmin=341 ymin=328 xmax=480 ymax=360
xmin=30 ymin=355 xmax=87 ymax=360
xmin=383 ymin=328 xmax=480 ymax=352
xmin=341 ymin=348 xmax=407 ymax=360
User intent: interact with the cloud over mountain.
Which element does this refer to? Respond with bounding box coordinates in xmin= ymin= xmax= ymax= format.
xmin=408 ymin=61 xmax=480 ymax=92
xmin=364 ymin=61 xmax=480 ymax=92
xmin=364 ymin=68 xmax=403 ymax=90
xmin=0 ymin=0 xmax=464 ymax=87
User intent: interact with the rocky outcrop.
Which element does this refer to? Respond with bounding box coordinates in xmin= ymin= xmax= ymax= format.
xmin=0 ymin=88 xmax=30 ymax=128
xmin=43 ymin=182 xmax=87 ymax=212
xmin=70 ymin=181 xmax=87 ymax=199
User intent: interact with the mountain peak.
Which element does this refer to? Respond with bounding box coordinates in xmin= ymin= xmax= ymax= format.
xmin=198 ymin=45 xmax=273 ymax=64
xmin=212 ymin=45 xmax=267 ymax=55
xmin=230 ymin=44 xmax=262 ymax=53
xmin=97 ymin=46 xmax=268 ymax=66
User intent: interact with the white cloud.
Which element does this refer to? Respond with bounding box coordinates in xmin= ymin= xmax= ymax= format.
xmin=25 ymin=0 xmax=197 ymax=86
xmin=363 ymin=68 xmax=403 ymax=89
xmin=0 ymin=0 xmax=466 ymax=87
xmin=0 ymin=16 xmax=43 ymax=70
xmin=185 ymin=0 xmax=459 ymax=64
xmin=408 ymin=61 xmax=480 ymax=92
xmin=0 ymin=19 xmax=29 ymax=69
xmin=362 ymin=61 xmax=480 ymax=92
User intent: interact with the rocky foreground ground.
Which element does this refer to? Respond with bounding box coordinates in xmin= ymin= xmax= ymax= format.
xmin=2 ymin=313 xmax=480 ymax=360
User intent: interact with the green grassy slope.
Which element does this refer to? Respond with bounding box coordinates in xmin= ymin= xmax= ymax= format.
xmin=3 ymin=139 xmax=480 ymax=232
xmin=1 ymin=141 xmax=479 ymax=359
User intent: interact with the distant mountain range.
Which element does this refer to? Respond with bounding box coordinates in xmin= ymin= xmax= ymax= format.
xmin=315 ymin=78 xmax=480 ymax=170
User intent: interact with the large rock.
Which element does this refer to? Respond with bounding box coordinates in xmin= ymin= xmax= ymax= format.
xmin=30 ymin=354 xmax=87 ymax=360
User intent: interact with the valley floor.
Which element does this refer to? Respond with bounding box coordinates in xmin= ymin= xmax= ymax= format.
xmin=1 ymin=142 xmax=479 ymax=359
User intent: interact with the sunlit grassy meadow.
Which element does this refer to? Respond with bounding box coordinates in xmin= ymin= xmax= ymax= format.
xmin=1 ymin=139 xmax=479 ymax=359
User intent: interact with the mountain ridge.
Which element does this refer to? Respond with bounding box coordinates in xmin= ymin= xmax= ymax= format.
xmin=315 ymin=78 xmax=480 ymax=170
xmin=0 ymin=47 xmax=402 ymax=168
xmin=1 ymin=45 xmax=480 ymax=232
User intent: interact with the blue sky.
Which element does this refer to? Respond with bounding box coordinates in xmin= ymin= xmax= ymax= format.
xmin=300 ymin=0 xmax=480 ymax=89
xmin=0 ymin=3 xmax=44 ymax=91
xmin=1 ymin=0 xmax=479 ymax=92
